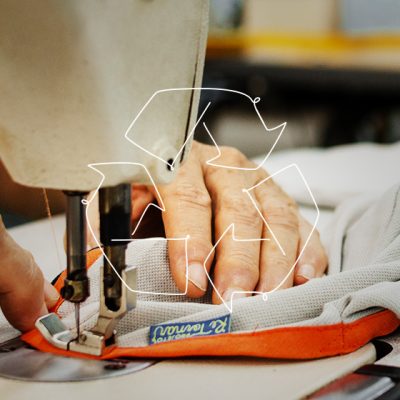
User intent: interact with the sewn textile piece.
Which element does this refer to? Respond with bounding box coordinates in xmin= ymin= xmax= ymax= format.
xmin=1 ymin=184 xmax=399 ymax=359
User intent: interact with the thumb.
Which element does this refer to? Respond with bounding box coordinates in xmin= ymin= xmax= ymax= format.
xmin=0 ymin=216 xmax=48 ymax=331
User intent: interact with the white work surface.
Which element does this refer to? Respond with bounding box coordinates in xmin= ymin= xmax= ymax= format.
xmin=2 ymin=211 xmax=376 ymax=400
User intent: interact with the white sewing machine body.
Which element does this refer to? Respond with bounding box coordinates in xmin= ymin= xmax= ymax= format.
xmin=0 ymin=0 xmax=208 ymax=190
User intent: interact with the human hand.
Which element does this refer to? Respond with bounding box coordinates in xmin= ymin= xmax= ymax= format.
xmin=0 ymin=216 xmax=59 ymax=331
xmin=87 ymin=141 xmax=327 ymax=304
xmin=137 ymin=141 xmax=328 ymax=303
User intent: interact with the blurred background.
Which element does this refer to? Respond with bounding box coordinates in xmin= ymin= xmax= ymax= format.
xmin=3 ymin=0 xmax=400 ymax=227
xmin=196 ymin=0 xmax=400 ymax=156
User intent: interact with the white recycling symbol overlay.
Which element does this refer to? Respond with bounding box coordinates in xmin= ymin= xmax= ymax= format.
xmin=85 ymin=88 xmax=319 ymax=313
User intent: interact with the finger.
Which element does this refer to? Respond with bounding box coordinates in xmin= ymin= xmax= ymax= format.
xmin=0 ymin=217 xmax=47 ymax=331
xmin=211 ymin=226 xmax=261 ymax=304
xmin=294 ymin=217 xmax=328 ymax=285
xmin=255 ymin=181 xmax=300 ymax=292
xmin=202 ymin=147 xmax=262 ymax=304
xmin=158 ymin=147 xmax=213 ymax=297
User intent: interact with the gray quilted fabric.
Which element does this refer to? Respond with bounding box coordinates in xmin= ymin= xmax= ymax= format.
xmin=0 ymin=184 xmax=399 ymax=349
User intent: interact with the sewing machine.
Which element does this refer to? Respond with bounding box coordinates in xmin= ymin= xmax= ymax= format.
xmin=0 ymin=0 xmax=208 ymax=361
xmin=3 ymin=2 xmax=400 ymax=398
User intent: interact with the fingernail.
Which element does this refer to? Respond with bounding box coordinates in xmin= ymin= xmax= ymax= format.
xmin=297 ymin=264 xmax=315 ymax=281
xmin=44 ymin=280 xmax=60 ymax=308
xmin=187 ymin=263 xmax=207 ymax=292
xmin=222 ymin=288 xmax=248 ymax=302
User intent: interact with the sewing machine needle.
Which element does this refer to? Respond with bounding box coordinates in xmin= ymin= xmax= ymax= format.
xmin=75 ymin=303 xmax=80 ymax=341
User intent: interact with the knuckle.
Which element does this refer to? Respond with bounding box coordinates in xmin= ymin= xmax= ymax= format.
xmin=258 ymin=190 xmax=299 ymax=231
xmin=221 ymin=192 xmax=261 ymax=227
xmin=258 ymin=191 xmax=299 ymax=224
xmin=219 ymin=146 xmax=247 ymax=165
xmin=258 ymin=184 xmax=298 ymax=210
xmin=267 ymin=194 xmax=298 ymax=211
xmin=169 ymin=182 xmax=211 ymax=211
xmin=268 ymin=254 xmax=292 ymax=274
xmin=224 ymin=252 xmax=259 ymax=283
xmin=192 ymin=141 xmax=213 ymax=157
xmin=265 ymin=205 xmax=299 ymax=233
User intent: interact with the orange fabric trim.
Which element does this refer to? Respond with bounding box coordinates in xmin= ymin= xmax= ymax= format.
xmin=24 ymin=249 xmax=399 ymax=360
xmin=22 ymin=309 xmax=398 ymax=360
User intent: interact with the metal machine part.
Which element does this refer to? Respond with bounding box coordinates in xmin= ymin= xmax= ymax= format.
xmin=57 ymin=185 xmax=135 ymax=356
xmin=99 ymin=184 xmax=132 ymax=314
xmin=310 ymin=331 xmax=400 ymax=399
xmin=310 ymin=374 xmax=395 ymax=399
xmin=0 ymin=336 xmax=155 ymax=382
xmin=36 ymin=257 xmax=136 ymax=357
xmin=60 ymin=192 xmax=90 ymax=340
xmin=61 ymin=191 xmax=90 ymax=304
xmin=69 ymin=267 xmax=137 ymax=356
xmin=35 ymin=313 xmax=74 ymax=350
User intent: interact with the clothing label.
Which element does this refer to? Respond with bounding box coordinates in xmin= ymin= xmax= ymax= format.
xmin=149 ymin=314 xmax=231 ymax=345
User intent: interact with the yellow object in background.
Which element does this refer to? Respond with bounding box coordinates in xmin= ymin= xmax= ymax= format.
xmin=207 ymin=0 xmax=400 ymax=71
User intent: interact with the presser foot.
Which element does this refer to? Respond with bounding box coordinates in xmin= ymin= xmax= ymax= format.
xmin=69 ymin=329 xmax=115 ymax=356
xmin=36 ymin=267 xmax=137 ymax=356
xmin=35 ymin=313 xmax=115 ymax=356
